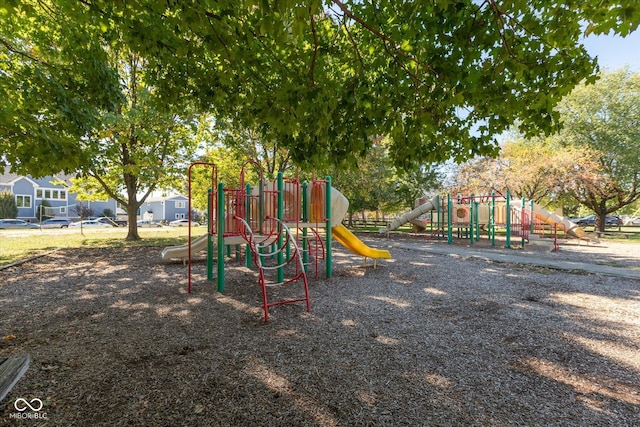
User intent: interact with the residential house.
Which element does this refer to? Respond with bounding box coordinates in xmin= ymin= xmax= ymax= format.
xmin=0 ymin=171 xmax=121 ymax=221
xmin=1 ymin=170 xmax=192 ymax=223
xmin=140 ymin=193 xmax=190 ymax=223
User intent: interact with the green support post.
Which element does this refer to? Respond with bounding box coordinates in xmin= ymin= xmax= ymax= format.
xmin=469 ymin=194 xmax=474 ymax=245
xmin=277 ymin=172 xmax=284 ymax=284
xmin=245 ymin=183 xmax=252 ymax=268
xmin=447 ymin=194 xmax=453 ymax=244
xmin=530 ymin=200 xmax=535 ymax=234
xmin=436 ymin=194 xmax=441 ymax=239
xmin=491 ymin=191 xmax=496 ymax=247
xmin=207 ymin=189 xmax=214 ymax=281
xmin=475 ymin=200 xmax=480 ymax=242
xmin=217 ymin=182 xmax=225 ymax=291
xmin=522 ymin=197 xmax=526 ymax=248
xmin=301 ymin=182 xmax=309 ymax=272
xmin=505 ymin=189 xmax=511 ymax=249
xmin=325 ymin=176 xmax=333 ymax=278
xmin=258 ymin=178 xmax=264 ymax=235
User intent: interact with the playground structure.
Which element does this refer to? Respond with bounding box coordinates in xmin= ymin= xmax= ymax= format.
xmin=380 ymin=191 xmax=586 ymax=249
xmin=162 ymin=161 xmax=391 ymax=321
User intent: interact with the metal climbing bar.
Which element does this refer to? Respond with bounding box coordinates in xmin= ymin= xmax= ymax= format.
xmin=235 ymin=216 xmax=310 ymax=322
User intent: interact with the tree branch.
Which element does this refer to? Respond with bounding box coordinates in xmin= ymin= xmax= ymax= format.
xmin=330 ymin=0 xmax=438 ymax=78
xmin=309 ymin=8 xmax=319 ymax=85
xmin=0 ymin=38 xmax=43 ymax=64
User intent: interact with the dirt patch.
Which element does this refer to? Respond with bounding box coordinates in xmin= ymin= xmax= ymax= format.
xmin=1 ymin=235 xmax=639 ymax=426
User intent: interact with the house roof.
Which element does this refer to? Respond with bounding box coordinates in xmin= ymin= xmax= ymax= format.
xmin=0 ymin=168 xmax=74 ymax=187
xmin=145 ymin=194 xmax=188 ymax=203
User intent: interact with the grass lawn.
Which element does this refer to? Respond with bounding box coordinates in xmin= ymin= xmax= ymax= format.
xmin=2 ymin=223 xmax=638 ymax=268
xmin=0 ymin=226 xmax=208 ymax=267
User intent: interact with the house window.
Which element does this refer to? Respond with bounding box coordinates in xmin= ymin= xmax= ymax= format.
xmin=175 ymin=201 xmax=186 ymax=209
xmin=36 ymin=188 xmax=67 ymax=200
xmin=16 ymin=195 xmax=32 ymax=208
xmin=175 ymin=213 xmax=186 ymax=219
xmin=60 ymin=207 xmax=66 ymax=214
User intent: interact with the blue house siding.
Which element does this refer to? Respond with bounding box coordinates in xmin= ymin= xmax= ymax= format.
xmin=0 ymin=172 xmax=75 ymax=220
xmin=166 ymin=196 xmax=189 ymax=221
xmin=2 ymin=170 xmax=186 ymax=222
xmin=142 ymin=195 xmax=189 ymax=222
xmin=12 ymin=177 xmax=38 ymax=219
xmin=84 ymin=199 xmax=119 ymax=218
xmin=0 ymin=172 xmax=119 ymax=221
xmin=33 ymin=180 xmax=71 ymax=218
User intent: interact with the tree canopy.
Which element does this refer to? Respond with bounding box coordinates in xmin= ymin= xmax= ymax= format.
xmin=3 ymin=0 xmax=639 ymax=178
xmin=554 ymin=68 xmax=640 ymax=231
xmin=1 ymin=2 xmax=203 ymax=239
xmin=450 ymin=138 xmax=588 ymax=206
xmin=451 ymin=69 xmax=640 ymax=230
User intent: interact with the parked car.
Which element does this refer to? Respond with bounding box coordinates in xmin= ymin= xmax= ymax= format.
xmin=137 ymin=220 xmax=163 ymax=228
xmin=89 ymin=217 xmax=120 ymax=227
xmin=40 ymin=218 xmax=72 ymax=229
xmin=69 ymin=220 xmax=115 ymax=228
xmin=623 ymin=216 xmax=640 ymax=226
xmin=169 ymin=219 xmax=200 ymax=227
xmin=575 ymin=214 xmax=622 ymax=227
xmin=0 ymin=219 xmax=40 ymax=229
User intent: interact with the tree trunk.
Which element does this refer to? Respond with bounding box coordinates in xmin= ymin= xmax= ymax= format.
xmin=126 ymin=208 xmax=141 ymax=240
xmin=595 ymin=212 xmax=606 ymax=233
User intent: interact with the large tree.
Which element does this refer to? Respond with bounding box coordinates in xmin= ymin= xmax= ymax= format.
xmin=208 ymin=119 xmax=294 ymax=182
xmin=554 ymin=69 xmax=640 ymax=231
xmin=450 ymin=138 xmax=590 ymax=208
xmin=4 ymin=1 xmax=639 ymax=177
xmin=66 ymin=48 xmax=202 ymax=240
xmin=330 ymin=137 xmax=440 ymax=224
xmin=1 ymin=2 xmax=201 ymax=240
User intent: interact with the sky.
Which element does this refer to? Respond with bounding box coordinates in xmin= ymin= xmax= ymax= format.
xmin=581 ymin=31 xmax=640 ymax=71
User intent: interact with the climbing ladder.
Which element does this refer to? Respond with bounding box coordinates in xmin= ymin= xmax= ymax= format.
xmin=296 ymin=225 xmax=325 ymax=279
xmin=235 ymin=216 xmax=310 ymax=322
xmin=510 ymin=204 xmax=531 ymax=242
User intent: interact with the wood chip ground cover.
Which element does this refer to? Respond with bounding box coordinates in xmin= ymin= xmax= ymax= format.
xmin=1 ymin=235 xmax=639 ymax=426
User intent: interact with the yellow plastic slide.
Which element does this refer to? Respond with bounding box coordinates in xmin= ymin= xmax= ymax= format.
xmin=332 ymin=224 xmax=391 ymax=260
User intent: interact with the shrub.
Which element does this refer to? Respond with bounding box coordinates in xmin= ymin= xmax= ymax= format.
xmin=0 ymin=191 xmax=18 ymax=218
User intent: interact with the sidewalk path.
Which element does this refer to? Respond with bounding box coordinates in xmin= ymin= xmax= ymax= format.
xmin=375 ymin=239 xmax=640 ymax=281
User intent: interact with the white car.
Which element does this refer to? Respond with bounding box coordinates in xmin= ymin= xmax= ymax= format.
xmin=169 ymin=219 xmax=199 ymax=227
xmin=137 ymin=220 xmax=163 ymax=228
xmin=40 ymin=218 xmax=73 ymax=228
xmin=70 ymin=220 xmax=115 ymax=228
xmin=623 ymin=216 xmax=640 ymax=226
xmin=0 ymin=219 xmax=40 ymax=229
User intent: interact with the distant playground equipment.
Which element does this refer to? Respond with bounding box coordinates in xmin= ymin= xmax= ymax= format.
xmin=162 ymin=161 xmax=391 ymax=321
xmin=380 ymin=190 xmax=586 ymax=250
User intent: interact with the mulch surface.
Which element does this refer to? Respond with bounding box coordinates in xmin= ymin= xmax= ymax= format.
xmin=1 ymin=236 xmax=639 ymax=426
